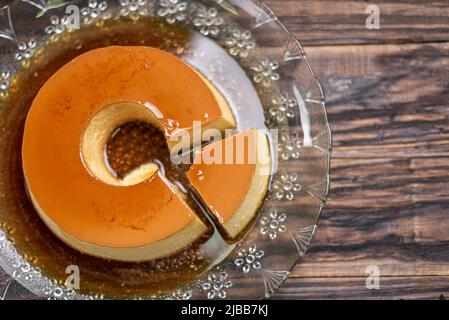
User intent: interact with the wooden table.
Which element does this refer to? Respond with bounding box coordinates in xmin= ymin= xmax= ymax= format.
xmin=269 ymin=0 xmax=449 ymax=299
xmin=1 ymin=0 xmax=448 ymax=300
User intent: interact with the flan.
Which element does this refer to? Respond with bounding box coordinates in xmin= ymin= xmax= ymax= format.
xmin=22 ymin=46 xmax=236 ymax=262
xmin=187 ymin=129 xmax=271 ymax=238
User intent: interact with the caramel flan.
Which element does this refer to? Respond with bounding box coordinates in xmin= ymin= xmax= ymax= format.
xmin=187 ymin=129 xmax=271 ymax=238
xmin=22 ymin=46 xmax=236 ymax=262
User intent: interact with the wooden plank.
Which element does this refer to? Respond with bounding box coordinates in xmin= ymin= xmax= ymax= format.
xmin=274 ymin=276 xmax=449 ymax=299
xmin=265 ymin=0 xmax=449 ymax=45
xmin=292 ymin=158 xmax=449 ymax=277
xmin=305 ymin=42 xmax=449 ymax=159
xmin=285 ymin=42 xmax=449 ymax=281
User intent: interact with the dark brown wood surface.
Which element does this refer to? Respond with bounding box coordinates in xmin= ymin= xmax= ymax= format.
xmin=269 ymin=0 xmax=449 ymax=46
xmin=1 ymin=0 xmax=448 ymax=300
xmin=270 ymin=0 xmax=449 ymax=299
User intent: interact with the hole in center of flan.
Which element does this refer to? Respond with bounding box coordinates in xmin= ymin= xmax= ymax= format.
xmin=106 ymin=121 xmax=166 ymax=179
xmin=81 ymin=102 xmax=190 ymax=188
xmin=105 ymin=121 xmax=189 ymax=187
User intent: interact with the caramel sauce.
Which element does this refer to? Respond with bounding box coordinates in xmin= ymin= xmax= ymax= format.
xmin=106 ymin=122 xmax=171 ymax=180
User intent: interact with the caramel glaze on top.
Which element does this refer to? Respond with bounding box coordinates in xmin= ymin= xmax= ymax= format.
xmin=22 ymin=46 xmax=226 ymax=248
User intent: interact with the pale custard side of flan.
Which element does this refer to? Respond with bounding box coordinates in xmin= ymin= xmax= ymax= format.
xmin=220 ymin=130 xmax=271 ymax=238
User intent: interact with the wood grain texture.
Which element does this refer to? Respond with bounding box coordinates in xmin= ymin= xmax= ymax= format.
xmin=273 ymin=42 xmax=449 ymax=298
xmin=264 ymin=0 xmax=449 ymax=45
xmin=275 ymin=276 xmax=449 ymax=300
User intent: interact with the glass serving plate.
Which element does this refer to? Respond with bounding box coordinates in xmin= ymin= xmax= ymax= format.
xmin=0 ymin=0 xmax=331 ymax=300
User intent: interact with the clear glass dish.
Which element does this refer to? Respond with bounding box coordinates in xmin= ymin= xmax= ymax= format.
xmin=0 ymin=0 xmax=331 ymax=300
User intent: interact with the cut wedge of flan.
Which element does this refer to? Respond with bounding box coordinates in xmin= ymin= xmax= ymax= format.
xmin=187 ymin=129 xmax=271 ymax=238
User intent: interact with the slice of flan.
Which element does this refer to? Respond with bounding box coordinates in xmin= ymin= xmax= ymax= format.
xmin=187 ymin=129 xmax=271 ymax=238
